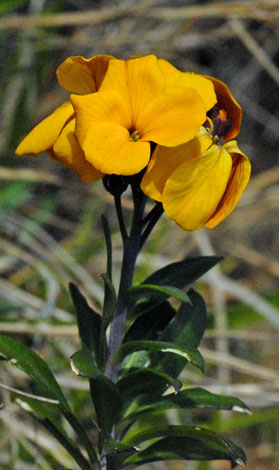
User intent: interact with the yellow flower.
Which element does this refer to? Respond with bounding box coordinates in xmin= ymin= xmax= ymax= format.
xmin=15 ymin=55 xmax=114 ymax=183
xmin=70 ymin=55 xmax=209 ymax=176
xmin=141 ymin=127 xmax=251 ymax=231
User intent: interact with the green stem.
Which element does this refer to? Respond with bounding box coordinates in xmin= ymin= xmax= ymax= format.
xmin=105 ymin=187 xmax=146 ymax=383
xmin=114 ymin=195 xmax=128 ymax=242
xmin=139 ymin=202 xmax=163 ymax=251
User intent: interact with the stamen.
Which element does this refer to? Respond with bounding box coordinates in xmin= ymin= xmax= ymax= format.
xmin=206 ymin=106 xmax=233 ymax=139
xmin=129 ymin=130 xmax=140 ymax=142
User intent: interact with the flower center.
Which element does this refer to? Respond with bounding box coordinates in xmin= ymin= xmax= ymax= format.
xmin=129 ymin=130 xmax=140 ymax=142
xmin=206 ymin=106 xmax=233 ymax=139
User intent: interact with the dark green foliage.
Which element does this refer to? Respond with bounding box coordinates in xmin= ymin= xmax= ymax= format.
xmin=117 ymin=368 xmax=182 ymax=401
xmin=0 ymin=334 xmax=70 ymax=412
xmin=143 ymin=256 xmax=222 ymax=287
xmin=122 ymin=387 xmax=251 ymax=422
xmin=123 ymin=426 xmax=246 ymax=467
xmin=69 ymin=283 xmax=102 ymax=365
xmin=124 ymin=300 xmax=176 ymax=342
xmin=70 ymin=348 xmax=123 ymax=437
xmin=1 ymin=234 xmax=248 ymax=469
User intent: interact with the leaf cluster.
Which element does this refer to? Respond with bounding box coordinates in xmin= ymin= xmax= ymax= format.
xmin=0 ymin=232 xmax=249 ymax=469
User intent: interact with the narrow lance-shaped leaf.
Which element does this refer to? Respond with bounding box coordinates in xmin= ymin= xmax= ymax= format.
xmin=114 ymin=340 xmax=204 ymax=372
xmin=101 ymin=214 xmax=113 ymax=280
xmin=123 ymin=425 xmax=246 ymax=468
xmin=0 ymin=335 xmax=99 ymax=466
xmin=124 ymin=300 xmax=176 ymax=343
xmin=123 ymin=387 xmax=251 ymax=421
xmin=101 ymin=273 xmax=117 ymax=331
xmin=128 ymin=257 xmax=221 ymax=319
xmin=154 ymin=289 xmax=207 ymax=378
xmin=15 ymin=397 xmax=92 ymax=470
xmin=70 ymin=348 xmax=122 ymax=437
xmin=0 ymin=334 xmax=70 ymax=413
xmin=69 ymin=282 xmax=101 ymax=364
xmin=99 ymin=272 xmax=117 ymax=367
xmin=104 ymin=439 xmax=139 ymax=470
xmin=126 ymin=284 xmax=190 ymax=305
xmin=143 ymin=256 xmax=222 ymax=288
xmin=117 ymin=368 xmax=182 ymax=402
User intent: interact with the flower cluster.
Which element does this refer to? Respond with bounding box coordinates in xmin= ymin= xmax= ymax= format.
xmin=16 ymin=54 xmax=250 ymax=230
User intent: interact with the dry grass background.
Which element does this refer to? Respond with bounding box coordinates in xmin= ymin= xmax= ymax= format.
xmin=0 ymin=0 xmax=279 ymax=469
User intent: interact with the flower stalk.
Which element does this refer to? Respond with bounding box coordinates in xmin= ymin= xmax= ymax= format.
xmin=105 ymin=183 xmax=147 ymax=383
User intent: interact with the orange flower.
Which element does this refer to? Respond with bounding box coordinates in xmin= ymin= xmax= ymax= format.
xmin=71 ymin=55 xmax=210 ymax=176
xmin=141 ymin=126 xmax=251 ymax=231
xmin=15 ymin=55 xmax=114 ymax=183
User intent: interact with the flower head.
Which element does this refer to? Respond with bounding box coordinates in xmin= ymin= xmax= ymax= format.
xmin=15 ymin=53 xmax=249 ymax=229
xmin=71 ymin=55 xmax=210 ymax=176
xmin=16 ymin=54 xmax=216 ymax=183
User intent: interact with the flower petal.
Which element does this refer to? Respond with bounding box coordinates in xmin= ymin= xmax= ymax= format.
xmin=158 ymin=59 xmax=216 ymax=111
xmin=82 ymin=122 xmax=150 ymax=175
xmin=56 ymin=55 xmax=114 ymax=95
xmin=15 ymin=101 xmax=74 ymax=156
xmin=206 ymin=141 xmax=251 ymax=228
xmin=99 ymin=55 xmax=165 ymax=124
xmin=163 ymin=144 xmax=232 ymax=231
xmin=138 ymin=86 xmax=206 ymax=147
xmin=71 ymin=91 xmax=132 ymax=146
xmin=141 ymin=127 xmax=212 ymax=201
xmin=53 ymin=119 xmax=103 ymax=183
xmin=207 ymin=77 xmax=242 ymax=141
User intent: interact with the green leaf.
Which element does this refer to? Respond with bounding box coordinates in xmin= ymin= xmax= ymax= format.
xmin=123 ymin=387 xmax=250 ymax=421
xmin=100 ymin=273 xmax=117 ymax=366
xmin=126 ymin=284 xmax=190 ymax=305
xmin=69 ymin=282 xmax=101 ymax=364
xmin=70 ymin=348 xmax=122 ymax=436
xmin=101 ymin=214 xmax=113 ymax=280
xmin=159 ymin=289 xmax=206 ymax=348
xmin=101 ymin=273 xmax=117 ymax=331
xmin=70 ymin=348 xmax=100 ymax=379
xmin=123 ymin=426 xmax=246 ymax=467
xmin=143 ymin=256 xmax=222 ymax=288
xmin=127 ymin=256 xmax=217 ymax=319
xmin=0 ymin=335 xmax=99 ymax=466
xmin=0 ymin=334 xmax=70 ymax=413
xmin=15 ymin=397 xmax=92 ymax=470
xmin=124 ymin=301 xmax=176 ymax=342
xmin=105 ymin=439 xmax=139 ymax=470
xmin=154 ymin=289 xmax=207 ymax=378
xmin=15 ymin=396 xmax=61 ymax=423
xmin=114 ymin=340 xmax=204 ymax=372
xmin=117 ymin=368 xmax=182 ymax=401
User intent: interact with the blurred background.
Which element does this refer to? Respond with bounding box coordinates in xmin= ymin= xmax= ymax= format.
xmin=0 ymin=0 xmax=279 ymax=469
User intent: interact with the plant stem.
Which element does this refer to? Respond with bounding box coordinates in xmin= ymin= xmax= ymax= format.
xmin=105 ymin=187 xmax=146 ymax=383
xmin=139 ymin=202 xmax=163 ymax=251
xmin=114 ymin=195 xmax=128 ymax=242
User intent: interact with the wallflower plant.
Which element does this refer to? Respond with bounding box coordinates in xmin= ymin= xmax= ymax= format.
xmin=0 ymin=54 xmax=251 ymax=470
